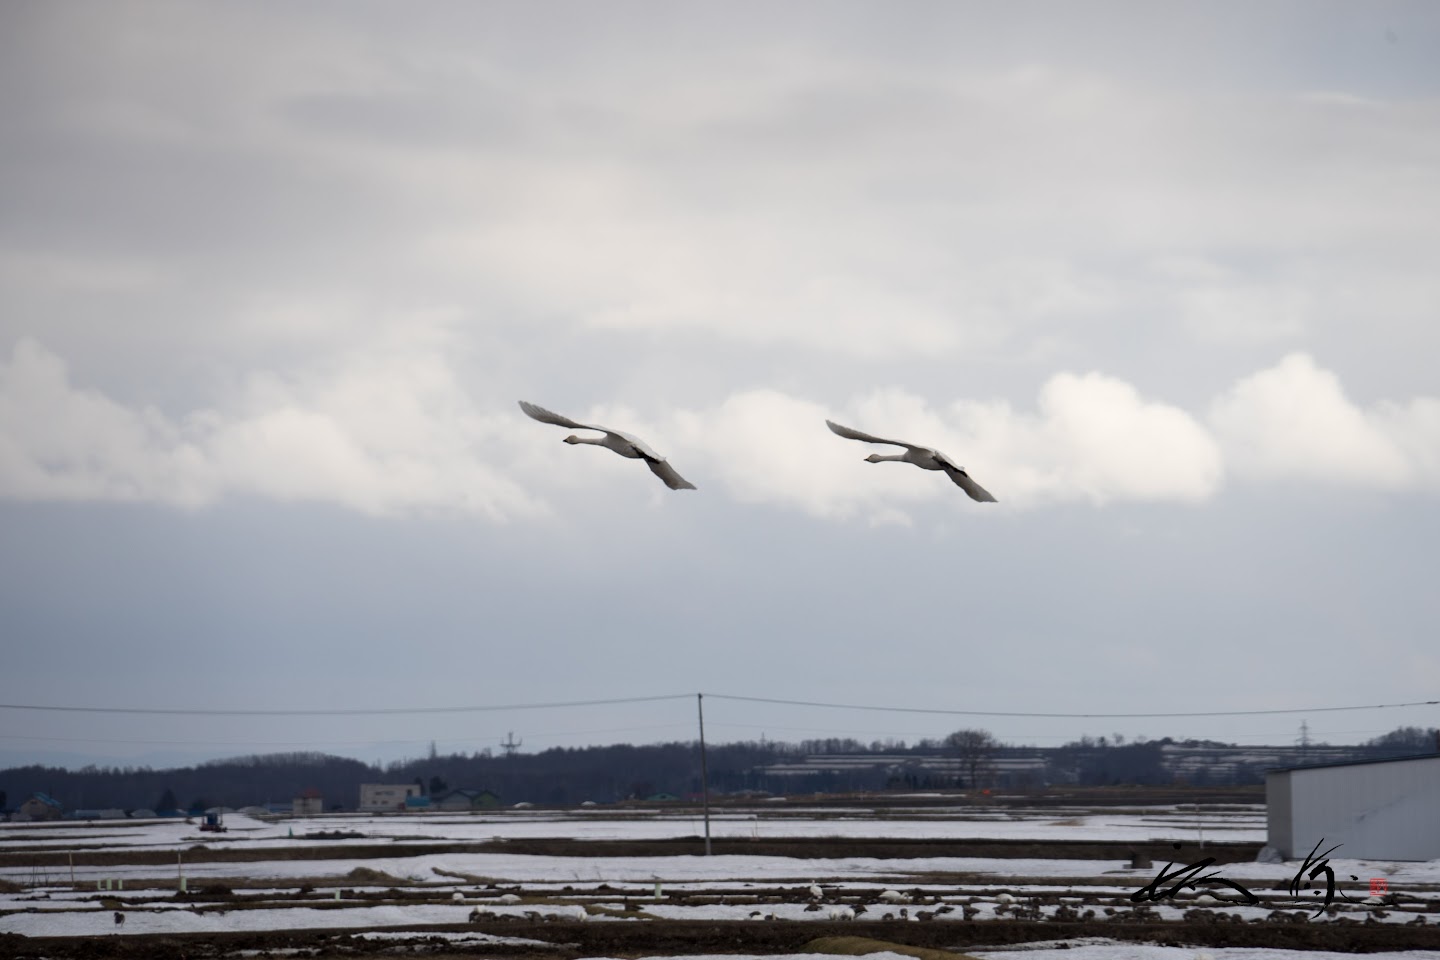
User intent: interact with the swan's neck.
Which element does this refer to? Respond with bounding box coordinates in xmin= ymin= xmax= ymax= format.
xmin=866 ymin=453 xmax=906 ymax=462
xmin=566 ymin=435 xmax=605 ymax=446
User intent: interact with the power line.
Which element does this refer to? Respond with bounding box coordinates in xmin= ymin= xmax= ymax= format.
xmin=0 ymin=694 xmax=692 ymax=717
xmin=0 ymin=734 xmax=448 ymax=748
xmin=0 ymin=720 xmax=697 ymax=749
xmin=704 ymin=693 xmax=1440 ymax=720
xmin=0 ymin=693 xmax=1434 ymax=720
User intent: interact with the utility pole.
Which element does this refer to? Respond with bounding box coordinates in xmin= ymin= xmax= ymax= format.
xmin=697 ymin=694 xmax=712 ymax=856
xmin=1297 ymin=721 xmax=1311 ymax=756
xmin=501 ymin=732 xmax=522 ymax=758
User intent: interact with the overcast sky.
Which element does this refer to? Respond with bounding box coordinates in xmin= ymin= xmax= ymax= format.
xmin=2 ymin=2 xmax=1438 ymax=770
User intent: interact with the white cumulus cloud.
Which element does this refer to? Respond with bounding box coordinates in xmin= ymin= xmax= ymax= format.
xmin=7 ymin=340 xmax=1440 ymax=522
xmin=954 ymin=372 xmax=1225 ymax=506
xmin=667 ymin=373 xmax=1223 ymax=521
xmin=1210 ymin=352 xmax=1440 ymax=491
xmin=0 ymin=339 xmax=209 ymax=505
xmin=0 ymin=338 xmax=547 ymax=520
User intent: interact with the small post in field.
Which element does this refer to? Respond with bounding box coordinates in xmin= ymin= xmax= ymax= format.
xmin=697 ymin=693 xmax=712 ymax=856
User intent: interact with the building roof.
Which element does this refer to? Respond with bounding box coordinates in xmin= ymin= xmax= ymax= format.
xmin=1268 ymin=752 xmax=1440 ymax=774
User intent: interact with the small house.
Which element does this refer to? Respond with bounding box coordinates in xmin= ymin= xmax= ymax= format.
xmin=18 ymin=793 xmax=62 ymax=821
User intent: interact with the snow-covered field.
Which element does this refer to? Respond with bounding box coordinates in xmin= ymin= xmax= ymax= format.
xmin=2 ymin=803 xmax=1437 ymax=960
xmin=0 ymin=804 xmax=1268 ymax=848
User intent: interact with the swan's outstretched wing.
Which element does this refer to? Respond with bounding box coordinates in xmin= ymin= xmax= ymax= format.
xmin=825 ymin=419 xmax=914 ymax=449
xmin=644 ymin=456 xmax=697 ymax=491
xmin=518 ymin=400 xmax=607 ymax=433
xmin=941 ymin=463 xmax=998 ymax=502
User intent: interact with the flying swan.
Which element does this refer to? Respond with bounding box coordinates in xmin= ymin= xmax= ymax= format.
xmin=519 ymin=401 xmax=697 ymax=491
xmin=825 ymin=419 xmax=997 ymax=502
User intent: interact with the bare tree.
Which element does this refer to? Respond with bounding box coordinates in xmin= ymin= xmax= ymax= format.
xmin=945 ymin=729 xmax=998 ymax=788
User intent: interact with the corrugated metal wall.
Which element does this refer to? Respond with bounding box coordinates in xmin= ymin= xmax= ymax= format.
xmin=1267 ymin=756 xmax=1440 ymax=861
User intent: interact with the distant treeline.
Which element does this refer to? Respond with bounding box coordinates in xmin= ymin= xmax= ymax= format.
xmin=1 ymin=726 xmax=1434 ymax=815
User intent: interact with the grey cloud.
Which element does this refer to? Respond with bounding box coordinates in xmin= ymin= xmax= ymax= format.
xmin=2 ymin=2 xmax=1438 ymax=764
xmin=5 ymin=3 xmax=1439 ymax=391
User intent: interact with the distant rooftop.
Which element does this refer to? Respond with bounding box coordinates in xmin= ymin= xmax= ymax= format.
xmin=1268 ymin=752 xmax=1440 ymax=774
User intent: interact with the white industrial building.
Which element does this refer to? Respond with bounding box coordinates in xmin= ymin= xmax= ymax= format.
xmin=1266 ymin=754 xmax=1440 ymax=861
xmin=359 ymin=783 xmax=421 ymax=812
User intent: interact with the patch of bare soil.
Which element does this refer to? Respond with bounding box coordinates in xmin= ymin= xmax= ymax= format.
xmin=344 ymin=865 xmax=410 ymax=885
xmin=435 ymin=836 xmax=1266 ymax=863
xmin=14 ymin=918 xmax=1440 ymax=960
xmin=805 ymin=934 xmax=985 ymax=960
xmin=0 ymin=837 xmax=1265 ymax=871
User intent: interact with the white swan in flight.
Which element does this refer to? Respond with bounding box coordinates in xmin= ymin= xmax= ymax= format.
xmin=519 ymin=401 xmax=697 ymax=491
xmin=825 ymin=419 xmax=997 ymax=502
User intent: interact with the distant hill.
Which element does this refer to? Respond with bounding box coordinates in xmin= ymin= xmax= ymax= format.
xmin=2 ymin=727 xmax=1433 ymax=816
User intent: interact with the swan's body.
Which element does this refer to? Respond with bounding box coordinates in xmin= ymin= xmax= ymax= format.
xmin=825 ymin=419 xmax=997 ymax=502
xmin=519 ymin=401 xmax=696 ymax=490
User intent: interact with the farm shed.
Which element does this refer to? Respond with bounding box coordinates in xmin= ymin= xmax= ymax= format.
xmin=1266 ymin=753 xmax=1440 ymax=861
xmin=66 ymin=808 xmax=127 ymax=821
xmin=17 ymin=792 xmax=62 ymax=821
xmin=435 ymin=789 xmax=501 ymax=811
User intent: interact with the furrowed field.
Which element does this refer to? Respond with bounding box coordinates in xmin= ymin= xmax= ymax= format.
xmin=3 ymin=789 xmax=1439 ymax=960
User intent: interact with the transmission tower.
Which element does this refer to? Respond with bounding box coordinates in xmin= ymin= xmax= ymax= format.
xmin=501 ymin=731 xmax=523 ymax=758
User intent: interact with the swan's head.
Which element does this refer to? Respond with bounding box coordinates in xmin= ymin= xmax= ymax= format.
xmin=563 ymin=434 xmax=582 ymax=444
xmin=864 ymin=453 xmax=885 ymax=463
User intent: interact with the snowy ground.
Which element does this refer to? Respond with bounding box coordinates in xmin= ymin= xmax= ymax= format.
xmin=0 ymin=805 xmax=1268 ymax=848
xmin=2 ymin=803 xmax=1437 ymax=958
